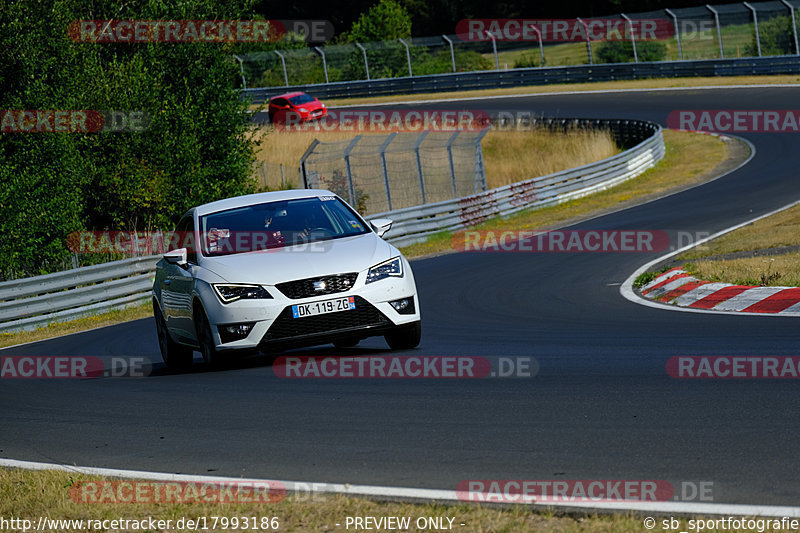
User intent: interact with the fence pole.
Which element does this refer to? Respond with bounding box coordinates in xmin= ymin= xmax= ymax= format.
xmin=379 ymin=132 xmax=397 ymax=211
xmin=621 ymin=14 xmax=638 ymax=62
xmin=706 ymin=5 xmax=724 ymax=58
xmin=314 ymin=46 xmax=329 ymax=83
xmin=232 ymin=55 xmax=246 ymax=89
xmin=665 ymin=9 xmax=683 ymax=60
xmin=485 ymin=31 xmax=500 ymax=69
xmin=528 ymin=24 xmax=545 ymax=66
xmin=743 ymin=3 xmax=761 ymax=57
xmin=355 ymin=43 xmax=370 ymax=80
xmin=343 ymin=136 xmax=362 ymax=206
xmin=576 ymin=18 xmax=593 ymax=64
xmin=414 ymin=131 xmax=431 ymax=203
xmin=474 ymin=128 xmax=490 ymax=192
xmin=273 ymin=50 xmax=289 ymax=86
xmin=446 ymin=131 xmax=461 ymax=196
xmin=299 ymin=139 xmax=320 ymax=188
xmin=442 ymin=35 xmax=456 ymax=72
xmin=781 ymin=0 xmax=800 ymax=55
xmin=280 ymin=163 xmax=286 ymax=189
xmin=399 ymin=38 xmax=413 ymax=76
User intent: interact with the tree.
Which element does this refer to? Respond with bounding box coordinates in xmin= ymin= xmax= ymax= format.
xmin=0 ymin=0 xmax=258 ymax=278
xmin=343 ymin=0 xmax=412 ymax=43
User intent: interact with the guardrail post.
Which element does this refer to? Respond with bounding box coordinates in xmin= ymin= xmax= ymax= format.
xmin=706 ymin=5 xmax=724 ymax=58
xmin=355 ymin=42 xmax=370 ymax=80
xmin=446 ymin=131 xmax=461 ymax=196
xmin=314 ymin=46 xmax=329 ymax=83
xmin=665 ymin=9 xmax=683 ymax=60
xmin=274 ymin=50 xmax=289 ymax=86
xmin=744 ymin=2 xmax=762 ymax=57
xmin=474 ymin=127 xmax=490 ymax=193
xmin=442 ymin=35 xmax=456 ymax=72
xmin=576 ymin=18 xmax=593 ymax=65
xmin=379 ymin=132 xmax=397 ymax=211
xmin=781 ymin=0 xmax=800 ymax=55
xmin=621 ymin=14 xmax=638 ymax=63
xmin=399 ymin=38 xmax=413 ymax=76
xmin=414 ymin=131 xmax=430 ymax=203
xmin=485 ymin=31 xmax=500 ymax=69
xmin=299 ymin=139 xmax=320 ymax=188
xmin=343 ymin=136 xmax=362 ymax=206
xmin=527 ymin=23 xmax=545 ymax=66
xmin=232 ymin=54 xmax=246 ymax=89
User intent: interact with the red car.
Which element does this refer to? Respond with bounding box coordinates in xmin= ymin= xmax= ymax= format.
xmin=268 ymin=92 xmax=327 ymax=124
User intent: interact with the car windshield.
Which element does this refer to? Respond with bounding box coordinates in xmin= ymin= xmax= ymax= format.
xmin=289 ymin=94 xmax=315 ymax=105
xmin=199 ymin=196 xmax=369 ymax=256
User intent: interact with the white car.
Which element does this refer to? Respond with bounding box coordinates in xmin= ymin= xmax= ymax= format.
xmin=152 ymin=189 xmax=420 ymax=369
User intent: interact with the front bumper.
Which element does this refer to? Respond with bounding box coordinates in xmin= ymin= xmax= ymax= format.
xmin=199 ymin=270 xmax=419 ymax=352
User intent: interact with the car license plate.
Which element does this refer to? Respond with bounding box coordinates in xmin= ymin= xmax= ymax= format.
xmin=292 ymin=297 xmax=355 ymax=318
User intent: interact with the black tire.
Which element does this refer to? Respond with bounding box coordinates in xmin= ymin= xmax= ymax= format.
xmin=153 ymin=300 xmax=193 ymax=371
xmin=333 ymin=337 xmax=360 ymax=348
xmin=194 ymin=305 xmax=220 ymax=368
xmin=384 ymin=321 xmax=421 ymax=350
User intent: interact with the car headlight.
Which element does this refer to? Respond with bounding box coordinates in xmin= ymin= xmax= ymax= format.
xmin=212 ymin=284 xmax=272 ymax=303
xmin=366 ymin=257 xmax=403 ymax=284
xmin=298 ymin=107 xmax=309 ymax=113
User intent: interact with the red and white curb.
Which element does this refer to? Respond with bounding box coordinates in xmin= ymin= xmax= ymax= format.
xmin=640 ymin=267 xmax=800 ymax=315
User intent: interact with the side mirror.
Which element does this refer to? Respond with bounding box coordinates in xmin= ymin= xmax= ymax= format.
xmin=369 ymin=218 xmax=393 ymax=238
xmin=164 ymin=248 xmax=188 ymax=267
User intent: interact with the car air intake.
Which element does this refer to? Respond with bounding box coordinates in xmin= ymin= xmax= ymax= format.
xmin=276 ymin=273 xmax=358 ymax=299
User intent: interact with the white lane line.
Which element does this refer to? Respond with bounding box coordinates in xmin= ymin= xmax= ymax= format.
xmin=2 ymin=458 xmax=799 ymax=517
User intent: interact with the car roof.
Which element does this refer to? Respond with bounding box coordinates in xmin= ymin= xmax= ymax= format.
xmin=194 ymin=189 xmax=340 ymax=217
xmin=269 ymin=92 xmax=308 ymax=101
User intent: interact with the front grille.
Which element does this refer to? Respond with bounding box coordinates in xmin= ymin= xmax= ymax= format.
xmin=276 ymin=273 xmax=358 ymax=299
xmin=263 ymin=296 xmax=390 ymax=342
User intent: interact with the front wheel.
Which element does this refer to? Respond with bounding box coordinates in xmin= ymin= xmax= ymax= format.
xmin=153 ymin=300 xmax=193 ymax=371
xmin=384 ymin=321 xmax=421 ymax=350
xmin=195 ymin=306 xmax=220 ymax=368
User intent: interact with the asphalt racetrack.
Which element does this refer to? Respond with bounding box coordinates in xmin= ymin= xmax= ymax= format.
xmin=3 ymin=87 xmax=800 ymax=506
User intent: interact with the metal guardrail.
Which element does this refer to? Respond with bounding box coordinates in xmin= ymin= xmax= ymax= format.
xmin=0 ymin=256 xmax=159 ymax=333
xmin=0 ymin=118 xmax=662 ymax=333
xmin=242 ymin=56 xmax=800 ymax=103
xmin=378 ymin=118 xmax=664 ymax=247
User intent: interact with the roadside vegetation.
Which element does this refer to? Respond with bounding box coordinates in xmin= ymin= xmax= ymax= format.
xmin=252 ymin=126 xmax=618 ymax=191
xmin=0 ymin=467 xmax=757 ymax=533
xmin=675 ymin=202 xmax=800 ymax=287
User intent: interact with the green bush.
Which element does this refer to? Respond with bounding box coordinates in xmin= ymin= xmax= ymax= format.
xmin=746 ymin=10 xmax=799 ymax=56
xmin=596 ymin=40 xmax=667 ymax=63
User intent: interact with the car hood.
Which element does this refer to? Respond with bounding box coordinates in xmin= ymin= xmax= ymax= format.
xmin=198 ymin=233 xmax=394 ymax=284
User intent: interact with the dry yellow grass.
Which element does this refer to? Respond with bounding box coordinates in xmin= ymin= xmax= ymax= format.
xmin=681 ymin=203 xmax=800 ymax=260
xmin=678 ymin=202 xmax=800 ymax=286
xmin=685 ymin=254 xmax=800 ymax=287
xmin=250 ymin=126 xmax=618 ymax=191
xmin=482 ymin=128 xmax=618 ymax=188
